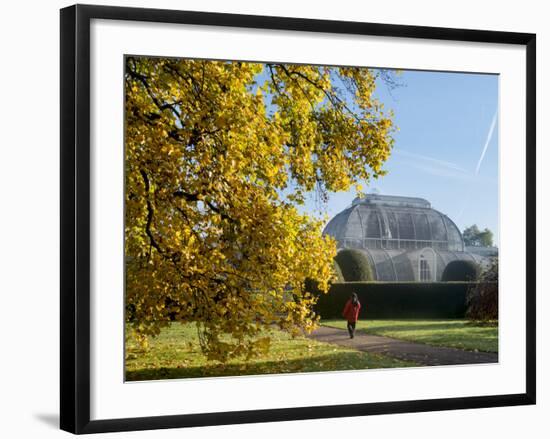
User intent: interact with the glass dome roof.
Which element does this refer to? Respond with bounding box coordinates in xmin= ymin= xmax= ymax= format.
xmin=323 ymin=194 xmax=464 ymax=252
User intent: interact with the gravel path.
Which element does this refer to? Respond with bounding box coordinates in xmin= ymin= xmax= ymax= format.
xmin=309 ymin=326 xmax=498 ymax=366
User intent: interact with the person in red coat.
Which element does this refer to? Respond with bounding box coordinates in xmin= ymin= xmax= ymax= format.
xmin=342 ymin=293 xmax=361 ymax=339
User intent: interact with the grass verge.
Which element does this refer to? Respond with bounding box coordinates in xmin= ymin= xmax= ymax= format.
xmin=321 ymin=319 xmax=498 ymax=353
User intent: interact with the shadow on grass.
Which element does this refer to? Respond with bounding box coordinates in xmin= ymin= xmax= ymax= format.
xmin=126 ymin=351 xmax=411 ymax=382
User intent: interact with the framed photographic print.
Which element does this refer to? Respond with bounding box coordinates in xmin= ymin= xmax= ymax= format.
xmin=60 ymin=4 xmax=536 ymax=434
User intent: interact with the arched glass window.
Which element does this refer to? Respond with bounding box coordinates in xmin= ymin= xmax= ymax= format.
xmin=419 ymin=248 xmax=437 ymax=282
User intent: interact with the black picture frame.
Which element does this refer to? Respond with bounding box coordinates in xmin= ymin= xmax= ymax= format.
xmin=60 ymin=4 xmax=536 ymax=434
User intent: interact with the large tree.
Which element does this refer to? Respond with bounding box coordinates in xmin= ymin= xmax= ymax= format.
xmin=125 ymin=57 xmax=394 ymax=361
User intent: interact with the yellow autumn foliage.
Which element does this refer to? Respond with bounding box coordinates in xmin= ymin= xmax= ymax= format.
xmin=125 ymin=57 xmax=394 ymax=361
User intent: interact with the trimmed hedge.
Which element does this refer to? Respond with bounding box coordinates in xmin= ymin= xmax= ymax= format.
xmin=334 ymin=249 xmax=374 ymax=282
xmin=442 ymin=260 xmax=480 ymax=281
xmin=333 ymin=260 xmax=345 ymax=283
xmin=314 ymin=282 xmax=480 ymax=319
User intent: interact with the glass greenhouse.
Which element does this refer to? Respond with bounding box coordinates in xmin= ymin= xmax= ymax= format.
xmin=323 ymin=194 xmax=488 ymax=281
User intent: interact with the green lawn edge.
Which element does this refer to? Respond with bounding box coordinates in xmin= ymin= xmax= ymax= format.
xmin=125 ymin=322 xmax=418 ymax=381
xmin=320 ymin=319 xmax=498 ymax=353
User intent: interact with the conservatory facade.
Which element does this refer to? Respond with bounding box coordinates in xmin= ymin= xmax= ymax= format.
xmin=323 ymin=194 xmax=488 ymax=282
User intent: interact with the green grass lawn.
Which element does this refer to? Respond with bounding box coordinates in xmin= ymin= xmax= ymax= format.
xmin=321 ymin=319 xmax=498 ymax=353
xmin=125 ymin=323 xmax=417 ymax=381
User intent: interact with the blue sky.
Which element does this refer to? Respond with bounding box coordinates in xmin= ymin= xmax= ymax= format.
xmin=302 ymin=69 xmax=499 ymax=244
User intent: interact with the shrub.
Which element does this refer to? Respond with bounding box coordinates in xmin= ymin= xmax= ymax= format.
xmin=334 ymin=249 xmax=374 ymax=281
xmin=442 ymin=260 xmax=480 ymax=281
xmin=333 ymin=260 xmax=344 ymax=282
xmin=466 ymin=258 xmax=498 ymax=321
xmin=314 ymin=282 xmax=476 ymax=319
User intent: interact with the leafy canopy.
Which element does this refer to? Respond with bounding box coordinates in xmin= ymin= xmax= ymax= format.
xmin=463 ymin=224 xmax=494 ymax=247
xmin=125 ymin=57 xmax=394 ymax=361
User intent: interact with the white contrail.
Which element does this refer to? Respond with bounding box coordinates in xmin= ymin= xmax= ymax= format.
xmin=394 ymin=148 xmax=468 ymax=173
xmin=453 ymin=109 xmax=497 ymax=228
xmin=475 ymin=110 xmax=498 ymax=175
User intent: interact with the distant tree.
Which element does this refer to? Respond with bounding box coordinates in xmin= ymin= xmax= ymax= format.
xmin=463 ymin=225 xmax=479 ymax=246
xmin=478 ymin=229 xmax=494 ymax=247
xmin=463 ymin=225 xmax=494 ymax=247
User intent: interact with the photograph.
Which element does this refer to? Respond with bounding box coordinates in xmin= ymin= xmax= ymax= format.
xmin=123 ymin=56 xmax=499 ymax=381
xmin=0 ymin=0 xmax=542 ymax=436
